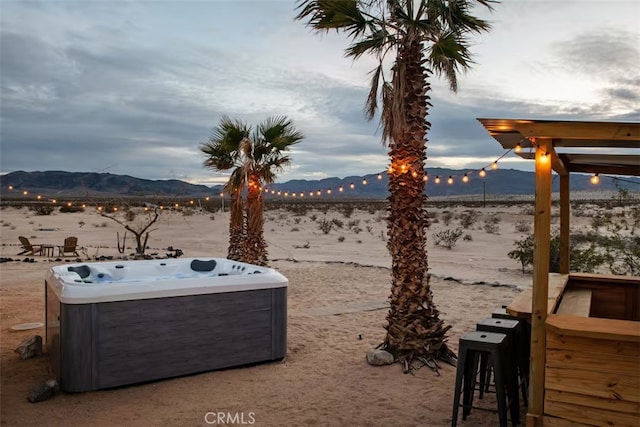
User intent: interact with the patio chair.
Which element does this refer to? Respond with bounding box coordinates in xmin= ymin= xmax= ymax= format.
xmin=58 ymin=237 xmax=79 ymax=257
xmin=18 ymin=236 xmax=42 ymax=256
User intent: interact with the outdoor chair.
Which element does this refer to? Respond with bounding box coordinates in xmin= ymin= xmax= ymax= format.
xmin=18 ymin=236 xmax=42 ymax=256
xmin=58 ymin=237 xmax=79 ymax=257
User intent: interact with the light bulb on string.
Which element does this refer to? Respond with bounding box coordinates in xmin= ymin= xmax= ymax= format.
xmin=349 ymin=182 xmax=355 ymax=189
xmin=462 ymin=173 xmax=469 ymax=183
xmin=447 ymin=176 xmax=453 ymax=185
xmin=339 ymin=186 xmax=344 ymax=192
xmin=327 ymin=189 xmax=332 ymax=195
xmin=423 ymin=175 xmax=428 ymax=182
xmin=411 ymin=170 xmax=418 ymax=178
xmin=514 ymin=143 xmax=522 ymax=154
xmin=316 ymin=190 xmax=321 ymax=196
xmin=479 ymin=168 xmax=486 ymax=178
xmin=377 ymin=174 xmax=382 ymax=180
xmin=434 ymin=176 xmax=441 ymax=184
xmin=491 ymin=161 xmax=498 ymax=170
xmin=362 ymin=178 xmax=367 ymax=185
xmin=590 ymin=173 xmax=600 ymax=185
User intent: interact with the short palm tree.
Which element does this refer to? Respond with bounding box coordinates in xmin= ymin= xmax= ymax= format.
xmin=201 ymin=116 xmax=303 ymax=266
xmin=201 ymin=116 xmax=249 ymax=261
xmin=296 ymin=0 xmax=494 ymax=371
xmin=240 ymin=117 xmax=304 ymax=266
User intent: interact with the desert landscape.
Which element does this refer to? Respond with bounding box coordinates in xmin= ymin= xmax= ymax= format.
xmin=0 ymin=196 xmax=637 ymax=426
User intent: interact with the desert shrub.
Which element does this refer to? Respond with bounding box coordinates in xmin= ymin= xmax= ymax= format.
xmin=209 ymin=215 xmax=216 ymax=221
xmin=59 ymin=205 xmax=85 ymax=213
xmin=590 ymin=215 xmax=609 ymax=230
xmin=287 ymin=204 xmax=309 ymax=216
xmin=441 ymin=211 xmax=454 ymax=226
xmin=182 ymin=208 xmax=195 ymax=216
xmin=294 ymin=218 xmax=301 ymax=224
xmin=310 ymin=214 xmax=318 ymax=222
xmin=463 ymin=233 xmax=473 ymax=241
xmin=508 ymin=236 xmax=535 ymax=273
xmin=458 ymin=210 xmax=479 ymax=229
xmin=78 ymin=221 xmax=85 ymax=227
xmin=340 ymin=204 xmax=354 ymax=218
xmin=347 ymin=219 xmax=360 ymax=229
xmin=318 ymin=219 xmax=333 ymax=234
xmin=352 ymin=227 xmax=363 ymax=234
xmin=338 ymin=236 xmax=345 ymax=242
xmin=432 ymin=228 xmax=464 ymax=250
xmin=290 ymin=227 xmax=300 ymax=232
xmin=514 ymin=220 xmax=531 ymax=233
xmin=331 ymin=218 xmax=344 ymax=229
xmin=508 ymin=234 xmax=609 ymax=274
xmin=29 ymin=205 xmax=54 ymax=216
xmin=125 ymin=210 xmax=137 ymax=222
xmin=356 ymin=239 xmax=362 ymax=244
xmin=366 ymin=225 xmax=373 ymax=234
xmin=483 ymin=214 xmax=501 ymax=234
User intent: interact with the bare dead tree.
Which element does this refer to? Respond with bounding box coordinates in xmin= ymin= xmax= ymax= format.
xmin=99 ymin=206 xmax=161 ymax=256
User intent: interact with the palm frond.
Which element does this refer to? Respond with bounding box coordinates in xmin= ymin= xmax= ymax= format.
xmin=365 ymin=63 xmax=384 ymax=120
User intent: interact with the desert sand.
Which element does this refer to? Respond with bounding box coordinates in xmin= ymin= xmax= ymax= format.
xmin=0 ymin=202 xmax=596 ymax=426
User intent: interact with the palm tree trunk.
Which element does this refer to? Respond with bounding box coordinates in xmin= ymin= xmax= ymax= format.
xmin=383 ymin=36 xmax=454 ymax=369
xmin=245 ymin=177 xmax=268 ymax=266
xmin=228 ymin=189 xmax=244 ymax=261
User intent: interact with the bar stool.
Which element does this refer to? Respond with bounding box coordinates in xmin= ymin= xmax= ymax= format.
xmin=476 ymin=318 xmax=521 ymax=424
xmin=451 ymin=331 xmax=513 ymax=427
xmin=492 ymin=308 xmax=530 ymax=407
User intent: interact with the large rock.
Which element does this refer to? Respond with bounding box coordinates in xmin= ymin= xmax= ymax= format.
xmin=14 ymin=335 xmax=43 ymax=360
xmin=366 ymin=348 xmax=394 ymax=366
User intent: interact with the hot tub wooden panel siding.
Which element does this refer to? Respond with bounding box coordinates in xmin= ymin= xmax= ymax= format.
xmin=51 ymin=287 xmax=287 ymax=392
xmin=543 ymin=316 xmax=640 ymax=427
xmin=568 ymin=274 xmax=640 ymax=321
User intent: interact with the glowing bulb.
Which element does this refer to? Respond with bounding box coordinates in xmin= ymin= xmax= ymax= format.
xmin=37 ymin=195 xmax=41 ymax=200
xmin=277 ymin=191 xmax=281 ymax=196
xmin=491 ymin=161 xmax=498 ymax=170
xmin=300 ymin=193 xmax=304 ymax=198
xmin=411 ymin=171 xmax=418 ymax=178
xmin=462 ymin=174 xmax=469 ymax=183
xmin=52 ymin=199 xmax=57 ymax=204
xmin=538 ymin=152 xmax=550 ymax=164
xmin=292 ymin=193 xmax=296 ymax=197
xmin=479 ymin=168 xmax=486 ymax=178
xmin=377 ymin=174 xmax=382 ymax=180
xmin=309 ymin=191 xmax=313 ymax=197
xmin=590 ymin=173 xmax=600 ymax=185
xmin=206 ymin=196 xmax=210 ymax=201
xmin=271 ymin=190 xmax=275 ymax=194
xmin=400 ymin=164 xmax=408 ymax=173
xmin=67 ymin=202 xmax=72 ymax=207
xmin=8 ymin=185 xmax=13 ymax=190
xmin=263 ymin=188 xmax=268 ymax=193
xmin=23 ymin=190 xmax=28 ymax=195
xmin=114 ymin=207 xmax=119 ymax=212
xmin=82 ymin=204 xmax=86 ymax=208
xmin=316 ymin=190 xmax=321 ymax=196
xmin=339 ymin=186 xmax=344 ymax=192
xmin=98 ymin=206 xmax=103 ymax=211
xmin=362 ymin=178 xmax=367 ymax=185
xmin=447 ymin=176 xmax=453 ymax=185
xmin=190 ymin=200 xmax=194 ymax=204
xmin=434 ymin=176 xmax=441 ymax=184
xmin=514 ymin=143 xmax=522 ymax=154
xmin=349 ymin=182 xmax=355 ymax=189
xmin=327 ymin=189 xmax=332 ymax=195
xmin=423 ymin=175 xmax=428 ymax=182
xmin=284 ymin=192 xmax=289 ymax=197
xmin=174 ymin=204 xmax=178 ymax=208
xmin=220 ymin=193 xmax=224 ymax=197
xmin=387 ymin=166 xmax=394 ymax=174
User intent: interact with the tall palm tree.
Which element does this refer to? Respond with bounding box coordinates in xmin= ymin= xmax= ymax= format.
xmin=240 ymin=117 xmax=304 ymax=266
xmin=201 ymin=116 xmax=249 ymax=261
xmin=201 ymin=116 xmax=303 ymax=266
xmin=296 ymin=0 xmax=494 ymax=371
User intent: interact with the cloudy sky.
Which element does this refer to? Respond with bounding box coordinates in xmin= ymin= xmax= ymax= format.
xmin=1 ymin=0 xmax=639 ymax=186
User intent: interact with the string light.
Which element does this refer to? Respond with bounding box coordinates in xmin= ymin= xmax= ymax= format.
xmin=349 ymin=182 xmax=355 ymax=189
xmin=434 ymin=176 xmax=441 ymax=184
xmin=462 ymin=173 xmax=469 ymax=183
xmin=447 ymin=176 xmax=454 ymax=185
xmin=339 ymin=186 xmax=343 ymax=192
xmin=479 ymin=168 xmax=486 ymax=178
xmin=411 ymin=170 xmax=418 ymax=178
xmin=590 ymin=173 xmax=600 ymax=185
xmin=362 ymin=178 xmax=367 ymax=185
xmin=491 ymin=161 xmax=498 ymax=170
xmin=423 ymin=175 xmax=428 ymax=182
xmin=514 ymin=143 xmax=522 ymax=154
xmin=377 ymin=174 xmax=382 ymax=180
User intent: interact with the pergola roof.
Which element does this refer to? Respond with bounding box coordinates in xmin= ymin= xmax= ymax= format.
xmin=477 ymin=118 xmax=640 ymax=177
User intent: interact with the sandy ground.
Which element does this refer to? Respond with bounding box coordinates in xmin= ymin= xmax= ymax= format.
xmin=0 ymin=203 xmax=597 ymax=426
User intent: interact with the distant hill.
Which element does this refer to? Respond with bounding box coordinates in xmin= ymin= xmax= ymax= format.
xmin=0 ymin=169 xmax=638 ymax=199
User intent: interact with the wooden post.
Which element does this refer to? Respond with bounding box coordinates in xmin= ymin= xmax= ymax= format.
xmin=527 ymin=139 xmax=553 ymax=427
xmin=559 ymin=174 xmax=570 ymax=274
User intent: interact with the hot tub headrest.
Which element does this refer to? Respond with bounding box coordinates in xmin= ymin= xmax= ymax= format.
xmin=68 ymin=265 xmax=91 ymax=279
xmin=190 ymin=259 xmax=217 ymax=272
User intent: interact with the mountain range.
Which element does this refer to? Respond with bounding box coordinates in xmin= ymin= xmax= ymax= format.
xmin=1 ymin=169 xmax=638 ymax=199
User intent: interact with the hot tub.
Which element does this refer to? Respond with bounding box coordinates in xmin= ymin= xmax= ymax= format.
xmin=45 ymin=258 xmax=287 ymax=392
